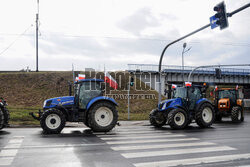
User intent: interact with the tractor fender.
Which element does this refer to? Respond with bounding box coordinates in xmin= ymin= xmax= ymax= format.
xmin=195 ymin=98 xmax=214 ymax=112
xmin=53 ymin=106 xmax=70 ymax=121
xmin=86 ymin=96 xmax=118 ymax=111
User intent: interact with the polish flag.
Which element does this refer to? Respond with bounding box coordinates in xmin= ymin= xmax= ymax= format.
xmin=78 ymin=74 xmax=85 ymax=80
xmin=172 ymin=84 xmax=177 ymax=89
xmin=185 ymin=82 xmax=192 ymax=87
xmin=215 ymin=85 xmax=218 ymax=91
xmin=75 ymin=77 xmax=79 ymax=81
xmin=236 ymin=85 xmax=239 ymax=90
xmin=105 ymin=72 xmax=118 ymax=89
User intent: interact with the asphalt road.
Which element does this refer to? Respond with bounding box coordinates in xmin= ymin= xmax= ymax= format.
xmin=1 ymin=114 xmax=250 ymax=167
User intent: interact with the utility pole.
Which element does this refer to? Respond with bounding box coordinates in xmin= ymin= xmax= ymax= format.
xmin=36 ymin=0 xmax=39 ymax=72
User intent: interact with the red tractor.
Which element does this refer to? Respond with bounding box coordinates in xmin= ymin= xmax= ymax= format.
xmin=212 ymin=86 xmax=244 ymax=122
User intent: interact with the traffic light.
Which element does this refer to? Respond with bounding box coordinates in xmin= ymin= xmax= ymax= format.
xmin=215 ymin=68 xmax=222 ymax=79
xmin=214 ymin=1 xmax=228 ymax=30
xmin=130 ymin=77 xmax=134 ymax=87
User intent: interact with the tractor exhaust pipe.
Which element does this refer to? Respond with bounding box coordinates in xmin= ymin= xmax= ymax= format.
xmin=68 ymin=81 xmax=72 ymax=96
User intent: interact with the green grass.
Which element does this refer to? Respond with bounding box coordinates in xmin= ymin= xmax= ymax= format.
xmin=8 ymin=106 xmax=40 ymax=125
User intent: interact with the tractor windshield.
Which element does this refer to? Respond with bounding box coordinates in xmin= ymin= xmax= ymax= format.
xmin=218 ymin=90 xmax=237 ymax=101
xmin=78 ymin=81 xmax=102 ymax=109
xmin=173 ymin=87 xmax=187 ymax=99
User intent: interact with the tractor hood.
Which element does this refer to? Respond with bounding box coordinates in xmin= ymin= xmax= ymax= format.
xmin=43 ymin=96 xmax=74 ymax=109
xmin=158 ymin=98 xmax=183 ymax=110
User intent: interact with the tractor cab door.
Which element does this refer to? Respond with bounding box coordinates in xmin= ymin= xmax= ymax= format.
xmin=187 ymin=87 xmax=202 ymax=111
xmin=78 ymin=81 xmax=102 ymax=109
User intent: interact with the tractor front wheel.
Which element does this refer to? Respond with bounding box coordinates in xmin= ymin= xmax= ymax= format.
xmin=195 ymin=103 xmax=215 ymax=128
xmin=149 ymin=109 xmax=166 ymax=128
xmin=168 ymin=108 xmax=188 ymax=130
xmin=88 ymin=102 xmax=118 ymax=132
xmin=40 ymin=109 xmax=66 ymax=134
xmin=231 ymin=106 xmax=244 ymax=123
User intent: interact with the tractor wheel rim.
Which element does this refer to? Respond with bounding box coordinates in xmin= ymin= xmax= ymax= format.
xmin=202 ymin=107 xmax=213 ymax=123
xmin=95 ymin=107 xmax=113 ymax=127
xmin=174 ymin=112 xmax=185 ymax=126
xmin=45 ymin=114 xmax=61 ymax=129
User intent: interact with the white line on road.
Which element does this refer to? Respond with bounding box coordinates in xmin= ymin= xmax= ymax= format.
xmin=0 ymin=136 xmax=24 ymax=166
xmin=111 ymin=142 xmax=216 ymax=151
xmin=99 ymin=134 xmax=185 ymax=140
xmin=0 ymin=157 xmax=14 ymax=166
xmin=94 ymin=130 xmax=170 ymax=135
xmin=134 ymin=153 xmax=250 ymax=167
xmin=0 ymin=149 xmax=18 ymax=157
xmin=106 ymin=138 xmax=200 ymax=145
xmin=122 ymin=146 xmax=236 ymax=158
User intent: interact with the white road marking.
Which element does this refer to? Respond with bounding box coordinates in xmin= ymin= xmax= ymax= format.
xmin=122 ymin=146 xmax=236 ymax=158
xmin=0 ymin=149 xmax=18 ymax=157
xmin=0 ymin=136 xmax=24 ymax=166
xmin=111 ymin=142 xmax=216 ymax=151
xmin=99 ymin=134 xmax=185 ymax=140
xmin=134 ymin=153 xmax=250 ymax=167
xmin=0 ymin=157 xmax=14 ymax=166
xmin=106 ymin=138 xmax=200 ymax=145
xmin=4 ymin=143 xmax=22 ymax=149
xmin=94 ymin=130 xmax=169 ymax=135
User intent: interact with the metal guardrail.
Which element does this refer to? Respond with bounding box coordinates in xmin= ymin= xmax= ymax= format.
xmin=128 ymin=64 xmax=250 ymax=75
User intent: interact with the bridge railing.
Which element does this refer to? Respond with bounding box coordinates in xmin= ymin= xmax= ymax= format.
xmin=128 ymin=64 xmax=250 ymax=76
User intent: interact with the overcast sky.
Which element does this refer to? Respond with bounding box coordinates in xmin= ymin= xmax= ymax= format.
xmin=0 ymin=0 xmax=249 ymax=71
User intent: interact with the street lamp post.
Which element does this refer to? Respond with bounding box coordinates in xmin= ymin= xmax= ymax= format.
xmin=181 ymin=43 xmax=191 ymax=85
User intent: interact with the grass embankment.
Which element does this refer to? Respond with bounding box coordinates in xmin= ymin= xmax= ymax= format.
xmin=1 ymin=71 xmax=158 ymax=125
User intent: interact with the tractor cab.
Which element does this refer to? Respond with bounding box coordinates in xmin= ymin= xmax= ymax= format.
xmin=74 ymin=79 xmax=104 ymax=110
xmin=172 ymin=86 xmax=204 ymax=111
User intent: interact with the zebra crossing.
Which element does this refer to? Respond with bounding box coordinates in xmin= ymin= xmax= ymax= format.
xmin=0 ymin=136 xmax=24 ymax=166
xmin=97 ymin=126 xmax=250 ymax=167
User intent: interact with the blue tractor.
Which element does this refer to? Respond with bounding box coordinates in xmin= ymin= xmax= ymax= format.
xmin=30 ymin=79 xmax=118 ymax=134
xmin=149 ymin=85 xmax=215 ymax=129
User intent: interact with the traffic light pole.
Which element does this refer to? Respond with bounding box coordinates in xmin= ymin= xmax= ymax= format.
xmin=158 ymin=23 xmax=210 ymax=103
xmin=127 ymin=82 xmax=130 ymax=120
xmin=158 ymin=2 xmax=250 ymax=103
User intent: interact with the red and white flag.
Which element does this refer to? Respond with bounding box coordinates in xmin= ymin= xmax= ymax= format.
xmin=105 ymin=72 xmax=118 ymax=89
xmin=78 ymin=74 xmax=85 ymax=80
xmin=75 ymin=77 xmax=79 ymax=81
xmin=172 ymin=84 xmax=177 ymax=89
xmin=185 ymin=82 xmax=192 ymax=87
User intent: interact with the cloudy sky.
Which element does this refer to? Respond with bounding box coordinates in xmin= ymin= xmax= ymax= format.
xmin=0 ymin=0 xmax=249 ymax=71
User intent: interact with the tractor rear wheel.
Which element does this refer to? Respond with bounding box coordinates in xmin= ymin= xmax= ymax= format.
xmin=0 ymin=109 xmax=4 ymax=130
xmin=40 ymin=109 xmax=66 ymax=134
xmin=231 ymin=106 xmax=244 ymax=122
xmin=0 ymin=107 xmax=9 ymax=130
xmin=168 ymin=108 xmax=188 ymax=130
xmin=149 ymin=109 xmax=166 ymax=128
xmin=195 ymin=103 xmax=215 ymax=128
xmin=88 ymin=102 xmax=118 ymax=132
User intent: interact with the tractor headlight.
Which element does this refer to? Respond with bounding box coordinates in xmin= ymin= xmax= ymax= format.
xmin=43 ymin=101 xmax=47 ymax=108
xmin=162 ymin=103 xmax=167 ymax=110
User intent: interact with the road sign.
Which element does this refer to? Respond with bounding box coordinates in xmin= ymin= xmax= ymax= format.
xmin=210 ymin=15 xmax=219 ymax=29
